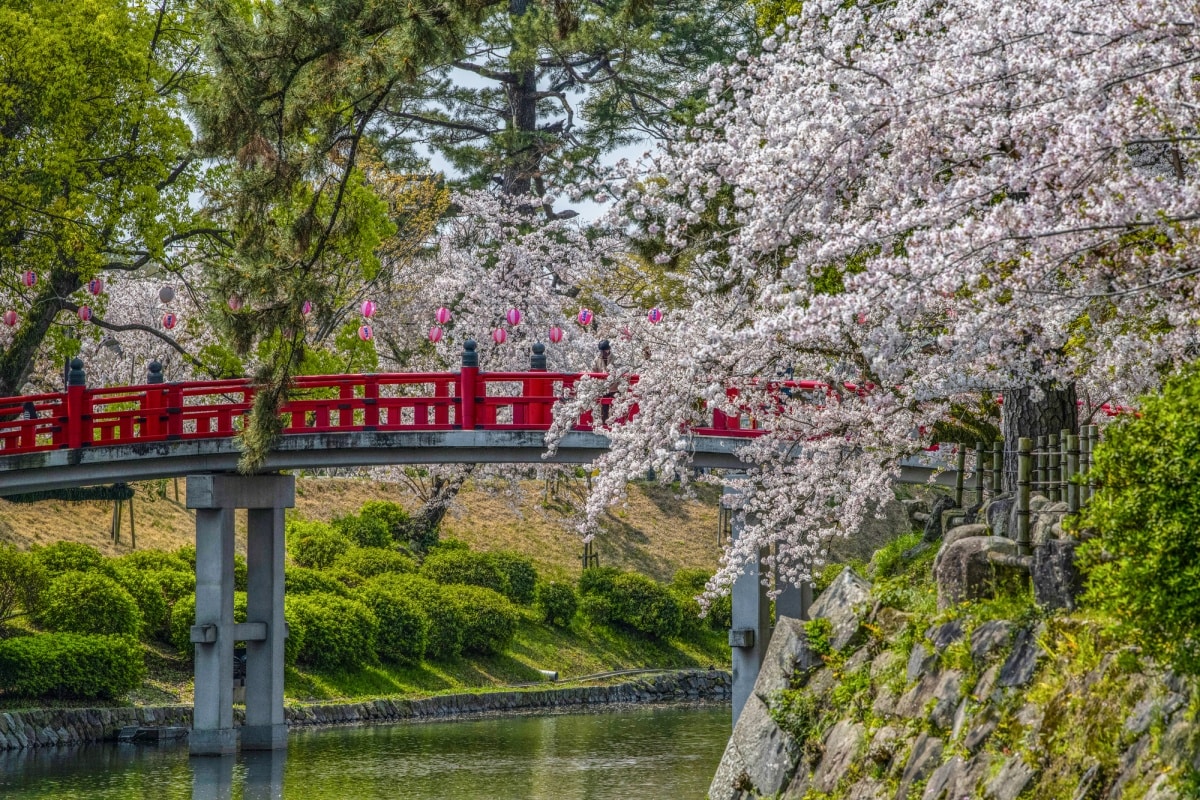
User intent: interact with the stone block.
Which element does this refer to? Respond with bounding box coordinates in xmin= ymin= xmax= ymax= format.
xmin=926 ymin=619 xmax=965 ymax=652
xmin=970 ymin=620 xmax=1015 ymax=664
xmin=924 ymin=495 xmax=957 ymax=542
xmin=942 ymin=523 xmax=990 ymax=552
xmin=986 ymin=495 xmax=1014 ymax=539
xmin=998 ymin=625 xmax=1046 ymax=689
xmin=1033 ymin=539 xmax=1083 ymax=611
xmin=934 ymin=536 xmax=1021 ymax=610
xmin=896 ymin=732 xmax=944 ymax=800
xmin=811 ymin=720 xmax=865 ymax=794
xmin=809 ymin=568 xmax=873 ymax=651
xmin=984 ymin=755 xmax=1035 ymax=800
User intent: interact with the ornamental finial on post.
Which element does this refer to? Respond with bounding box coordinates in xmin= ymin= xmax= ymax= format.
xmin=67 ymin=358 xmax=86 ymax=387
xmin=530 ymin=342 xmax=546 ymax=370
xmin=462 ymin=339 xmax=478 ymax=368
xmin=147 ymin=361 xmax=164 ymax=384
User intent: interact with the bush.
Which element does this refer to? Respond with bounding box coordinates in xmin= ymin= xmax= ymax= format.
xmin=429 ymin=538 xmax=469 ymax=552
xmin=488 ymin=551 xmax=538 ymax=605
xmin=147 ymin=569 xmax=195 ymax=606
xmin=356 ymin=584 xmax=429 ymax=664
xmin=578 ymin=566 xmax=622 ymax=598
xmin=285 ymin=566 xmax=349 ymax=597
xmin=367 ymin=574 xmax=465 ymax=661
xmin=445 ymin=585 xmax=519 ymax=655
xmin=580 ymin=592 xmax=616 ymax=625
xmin=116 ymin=549 xmax=190 ymax=573
xmin=358 ymin=501 xmax=412 ymax=544
xmin=420 ymin=549 xmax=509 ymax=596
xmin=286 ymin=520 xmax=352 ymax=569
xmin=31 ymin=542 xmax=108 ymax=578
xmin=37 ymin=571 xmax=142 ymax=637
xmin=0 ymin=633 xmax=144 ymax=700
xmin=670 ymin=569 xmax=729 ymax=632
xmin=535 ymin=580 xmax=577 ymax=627
xmin=0 ymin=544 xmax=47 ymax=625
xmin=285 ymin=593 xmax=378 ymax=671
xmin=669 ymin=568 xmax=711 ymax=595
xmin=334 ymin=547 xmax=417 ymax=579
xmin=1078 ymin=365 xmax=1200 ymax=677
xmin=579 ymin=570 xmax=682 ymax=639
xmin=332 ymin=513 xmax=391 ymax=549
xmin=110 ymin=566 xmax=169 ymax=641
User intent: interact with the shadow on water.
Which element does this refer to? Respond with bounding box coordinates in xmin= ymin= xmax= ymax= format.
xmin=0 ymin=705 xmax=730 ymax=800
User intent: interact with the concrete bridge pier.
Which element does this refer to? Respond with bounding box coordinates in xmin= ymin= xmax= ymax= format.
xmin=187 ymin=474 xmax=295 ymax=756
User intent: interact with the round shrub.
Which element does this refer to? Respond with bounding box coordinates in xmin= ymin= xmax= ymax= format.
xmin=610 ymin=574 xmax=682 ymax=639
xmin=535 ymin=580 xmax=577 ymax=627
xmin=445 ymin=585 xmax=519 ymax=655
xmin=367 ymin=574 xmax=465 ymax=661
xmin=707 ymin=594 xmax=733 ymax=631
xmin=671 ymin=589 xmax=706 ymax=641
xmin=116 ymin=549 xmax=190 ymax=573
xmin=488 ymin=551 xmax=538 ymax=605
xmin=420 ymin=549 xmax=509 ymax=596
xmin=670 ymin=569 xmax=728 ymax=632
xmin=578 ymin=566 xmax=622 ymax=598
xmin=0 ymin=544 xmax=47 ymax=624
xmin=234 ymin=553 xmax=248 ymax=592
xmin=669 ymin=568 xmax=711 ymax=595
xmin=1078 ymin=366 xmax=1200 ymax=676
xmin=358 ymin=500 xmax=412 ymax=542
xmin=332 ymin=513 xmax=391 ymax=549
xmin=580 ymin=592 xmax=616 ymax=625
xmin=429 ymin=538 xmax=469 ymax=552
xmin=334 ymin=547 xmax=417 ymax=579
xmin=285 ymin=566 xmax=350 ymax=597
xmin=286 ymin=520 xmax=352 ymax=569
xmin=37 ymin=571 xmax=142 ymax=637
xmin=285 ymin=593 xmax=378 ymax=671
xmin=147 ymin=569 xmax=195 ymax=607
xmin=0 ymin=633 xmax=145 ymax=700
xmin=31 ymin=542 xmax=108 ymax=578
xmin=111 ymin=566 xmax=169 ymax=641
xmin=356 ymin=584 xmax=429 ymax=664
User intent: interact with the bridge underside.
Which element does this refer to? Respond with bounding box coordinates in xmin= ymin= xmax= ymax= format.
xmin=0 ymin=429 xmax=956 ymax=496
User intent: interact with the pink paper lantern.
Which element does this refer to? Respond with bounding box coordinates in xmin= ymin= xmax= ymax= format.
xmin=361 ymin=300 xmax=376 ymax=318
xmin=358 ymin=324 xmax=373 ymax=341
xmin=88 ymin=278 xmax=104 ymax=296
xmin=21 ymin=271 xmax=36 ymax=288
xmin=506 ymin=308 xmax=521 ymax=326
xmin=435 ymin=306 xmax=452 ymax=325
xmin=77 ymin=306 xmax=92 ymax=322
xmin=647 ymin=307 xmax=663 ymax=324
xmin=491 ymin=328 xmax=507 ymax=344
xmin=548 ymin=326 xmax=564 ymax=344
xmin=428 ymin=326 xmax=444 ymax=343
xmin=577 ymin=308 xmax=593 ymax=326
xmin=2 ymin=310 xmax=17 ymax=327
xmin=302 ymin=300 xmax=313 ymax=315
xmin=228 ymin=294 xmax=243 ymax=311
xmin=162 ymin=312 xmax=178 ymax=330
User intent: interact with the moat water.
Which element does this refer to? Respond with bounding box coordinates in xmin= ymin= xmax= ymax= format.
xmin=0 ymin=705 xmax=729 ymax=799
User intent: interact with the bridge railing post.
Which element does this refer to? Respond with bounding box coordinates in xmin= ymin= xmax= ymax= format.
xmin=166 ymin=382 xmax=184 ymax=439
xmin=64 ymin=358 xmax=88 ymax=449
xmin=459 ymin=340 xmax=479 ymax=430
xmin=144 ymin=361 xmax=164 ymax=439
xmin=527 ymin=343 xmax=547 ymax=427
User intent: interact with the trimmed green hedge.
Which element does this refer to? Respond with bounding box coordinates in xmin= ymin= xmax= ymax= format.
xmin=332 ymin=513 xmax=391 ymax=549
xmin=37 ymin=571 xmax=142 ymax=637
xmin=334 ymin=547 xmax=417 ymax=579
xmin=420 ymin=549 xmax=509 ymax=596
xmin=285 ymin=566 xmax=350 ymax=597
xmin=367 ymin=574 xmax=465 ymax=661
xmin=579 ymin=569 xmax=682 ymax=640
xmin=286 ymin=520 xmax=353 ymax=569
xmin=447 ymin=585 xmax=519 ymax=655
xmin=285 ymin=593 xmax=378 ymax=671
xmin=110 ymin=566 xmax=169 ymax=641
xmin=0 ymin=544 xmax=46 ymax=625
xmin=356 ymin=584 xmax=429 ymax=664
xmin=31 ymin=542 xmax=108 ymax=578
xmin=489 ymin=551 xmax=538 ymax=605
xmin=358 ymin=501 xmax=412 ymax=544
xmin=0 ymin=633 xmax=144 ymax=700
xmin=535 ymin=580 xmax=577 ymax=627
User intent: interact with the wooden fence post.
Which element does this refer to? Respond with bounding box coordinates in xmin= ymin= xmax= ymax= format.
xmin=1035 ymin=435 xmax=1047 ymax=495
xmin=1047 ymin=433 xmax=1060 ymax=502
xmin=1017 ymin=438 xmax=1032 ymax=556
xmin=1085 ymin=424 xmax=1099 ymax=502
xmin=991 ymin=441 xmax=1002 ymax=494
xmin=974 ymin=442 xmax=985 ymax=506
xmin=955 ymin=445 xmax=966 ymax=507
xmin=1080 ymin=426 xmax=1092 ymax=504
xmin=1066 ymin=434 xmax=1080 ymax=514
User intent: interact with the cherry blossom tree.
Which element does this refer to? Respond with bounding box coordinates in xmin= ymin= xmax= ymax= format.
xmin=556 ymin=0 xmax=1200 ymax=597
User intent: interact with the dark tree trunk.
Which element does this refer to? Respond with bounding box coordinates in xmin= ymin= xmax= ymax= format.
xmin=501 ymin=0 xmax=540 ymax=197
xmin=409 ymin=467 xmax=473 ymax=549
xmin=0 ymin=268 xmax=78 ymax=396
xmin=1001 ymin=383 xmax=1078 ymax=493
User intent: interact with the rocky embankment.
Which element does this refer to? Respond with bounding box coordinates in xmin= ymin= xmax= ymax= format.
xmin=709 ymin=566 xmax=1200 ymax=800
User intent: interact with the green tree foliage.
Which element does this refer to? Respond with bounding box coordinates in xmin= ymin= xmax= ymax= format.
xmin=286 ymin=520 xmax=353 ymax=569
xmin=358 ymin=501 xmax=413 ymax=544
xmin=367 ymin=573 xmax=465 ymax=661
xmin=37 ymin=571 xmax=142 ymax=637
xmin=0 ymin=544 xmax=47 ymax=626
xmin=0 ymin=0 xmax=208 ymax=394
xmin=332 ymin=513 xmax=392 ymax=549
xmin=420 ymin=549 xmax=510 ymax=595
xmin=447 ymin=585 xmax=519 ymax=655
xmin=1078 ymin=366 xmax=1200 ymax=676
xmin=356 ymin=584 xmax=430 ymax=664
xmin=0 ymin=633 xmax=145 ymax=700
xmin=334 ymin=547 xmax=417 ymax=579
xmin=534 ymin=580 xmax=577 ymax=627
xmin=579 ymin=569 xmax=682 ymax=639
xmin=285 ymin=593 xmax=379 ymax=671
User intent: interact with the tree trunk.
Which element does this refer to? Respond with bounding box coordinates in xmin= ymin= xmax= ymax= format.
xmin=501 ymin=0 xmax=540 ymax=197
xmin=0 ymin=268 xmax=77 ymax=396
xmin=409 ymin=467 xmax=473 ymax=549
xmin=1001 ymin=383 xmax=1077 ymax=493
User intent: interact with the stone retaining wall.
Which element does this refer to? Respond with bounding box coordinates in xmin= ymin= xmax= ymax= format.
xmin=0 ymin=669 xmax=731 ymax=750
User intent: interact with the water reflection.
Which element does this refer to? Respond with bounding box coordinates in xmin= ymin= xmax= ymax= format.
xmin=0 ymin=705 xmax=729 ymax=800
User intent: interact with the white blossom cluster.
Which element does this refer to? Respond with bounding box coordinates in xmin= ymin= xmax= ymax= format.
xmin=561 ymin=0 xmax=1200 ymax=599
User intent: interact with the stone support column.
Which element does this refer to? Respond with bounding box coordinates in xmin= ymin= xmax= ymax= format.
xmin=190 ymin=502 xmax=237 ymax=756
xmin=243 ymin=505 xmax=288 ymax=750
xmin=726 ymin=483 xmax=770 ymax=726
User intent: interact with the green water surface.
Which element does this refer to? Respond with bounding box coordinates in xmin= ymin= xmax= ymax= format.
xmin=0 ymin=705 xmax=730 ymax=799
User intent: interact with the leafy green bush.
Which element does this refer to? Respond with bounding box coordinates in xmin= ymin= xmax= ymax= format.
xmin=147 ymin=569 xmax=195 ymax=606
xmin=116 ymin=549 xmax=190 ymax=573
xmin=285 ymin=566 xmax=349 ymax=596
xmin=0 ymin=633 xmax=144 ymax=700
xmin=285 ymin=593 xmax=378 ymax=671
xmin=869 ymin=532 xmax=923 ymax=579
xmin=332 ymin=513 xmax=391 ymax=549
xmin=334 ymin=547 xmax=417 ymax=579
xmin=429 ymin=538 xmax=469 ymax=552
xmin=37 ymin=571 xmax=142 ymax=637
xmin=609 ymin=573 xmax=683 ymax=639
xmin=31 ymin=542 xmax=108 ymax=578
xmin=445 ymin=585 xmax=519 ymax=655
xmin=707 ymin=594 xmax=733 ymax=631
xmin=234 ymin=553 xmax=248 ymax=592
xmin=670 ymin=569 xmax=729 ymax=632
xmin=488 ymin=551 xmax=538 ymax=605
xmin=110 ymin=566 xmax=169 ymax=640
xmin=0 ymin=544 xmax=47 ymax=625
xmin=356 ymin=584 xmax=429 ymax=664
xmin=578 ymin=566 xmax=622 ymax=598
xmin=367 ymin=574 xmax=465 ymax=661
xmin=669 ymin=569 xmax=710 ymax=595
xmin=358 ymin=501 xmax=412 ymax=544
xmin=534 ymin=580 xmax=577 ymax=626
xmin=420 ymin=549 xmax=509 ymax=596
xmin=579 ymin=592 xmax=616 ymax=626
xmin=286 ymin=520 xmax=352 ymax=569
xmin=1078 ymin=366 xmax=1200 ymax=677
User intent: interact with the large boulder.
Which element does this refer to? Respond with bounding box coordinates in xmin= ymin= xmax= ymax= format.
xmin=934 ymin=536 xmax=1021 ymax=610
xmin=985 ymin=494 xmax=1015 ymax=539
xmin=1032 ymin=539 xmax=1083 ymax=611
xmin=810 ymin=568 xmax=873 ymax=651
xmin=923 ymin=495 xmax=958 ymax=542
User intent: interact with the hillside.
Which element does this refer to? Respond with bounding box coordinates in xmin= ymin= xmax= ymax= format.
xmin=0 ymin=477 xmax=722 ymax=582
